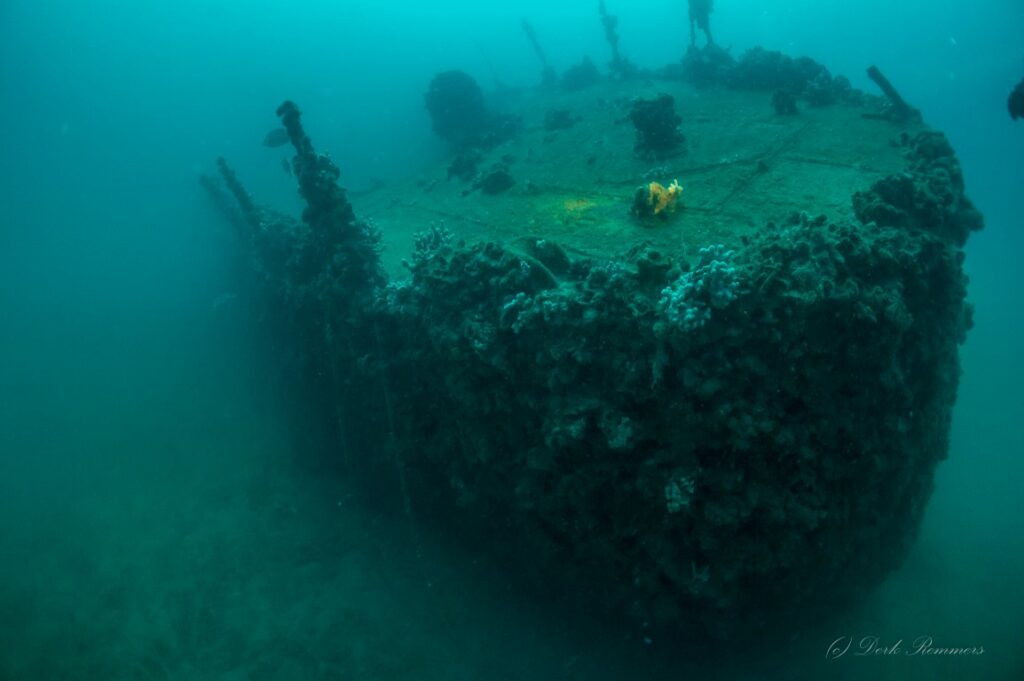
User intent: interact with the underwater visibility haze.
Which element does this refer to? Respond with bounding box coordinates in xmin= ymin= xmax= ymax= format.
xmin=1 ymin=1 xmax=1023 ymax=679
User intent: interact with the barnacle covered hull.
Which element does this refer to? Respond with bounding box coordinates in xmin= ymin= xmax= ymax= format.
xmin=207 ymin=64 xmax=981 ymax=639
xmin=380 ymin=191 xmax=973 ymax=638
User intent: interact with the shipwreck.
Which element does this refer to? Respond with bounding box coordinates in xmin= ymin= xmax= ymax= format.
xmin=203 ymin=45 xmax=982 ymax=641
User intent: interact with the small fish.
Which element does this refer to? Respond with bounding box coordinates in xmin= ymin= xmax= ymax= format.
xmin=281 ymin=157 xmax=292 ymax=176
xmin=263 ymin=128 xmax=289 ymax=147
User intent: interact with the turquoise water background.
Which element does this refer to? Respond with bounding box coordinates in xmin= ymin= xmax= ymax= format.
xmin=1 ymin=1 xmax=1022 ymax=678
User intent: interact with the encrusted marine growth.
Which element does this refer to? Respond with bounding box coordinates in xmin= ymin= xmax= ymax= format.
xmin=658 ymin=244 xmax=736 ymax=330
xmin=204 ymin=102 xmax=392 ymax=486
xmin=632 ymin=179 xmax=683 ymax=218
xmin=629 ymin=94 xmax=685 ymax=159
xmin=380 ymin=204 xmax=975 ymax=642
xmin=562 ymin=57 xmax=601 ymax=91
xmin=772 ymin=89 xmax=798 ymax=115
xmin=731 ymin=48 xmax=839 ymax=98
xmin=205 ymin=101 xmax=982 ymax=646
xmin=598 ymin=0 xmax=637 ymax=80
xmin=1010 ymin=78 xmax=1024 ymax=120
xmin=424 ymin=71 xmax=518 ymax=150
xmin=276 ymin=100 xmax=385 ymax=305
xmin=853 ymin=131 xmax=983 ymax=246
xmin=473 ymin=164 xmax=516 ymax=195
xmin=683 ymin=45 xmax=863 ymax=108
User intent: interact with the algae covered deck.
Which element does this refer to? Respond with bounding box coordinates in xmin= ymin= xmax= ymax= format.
xmin=353 ymin=79 xmax=921 ymax=276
